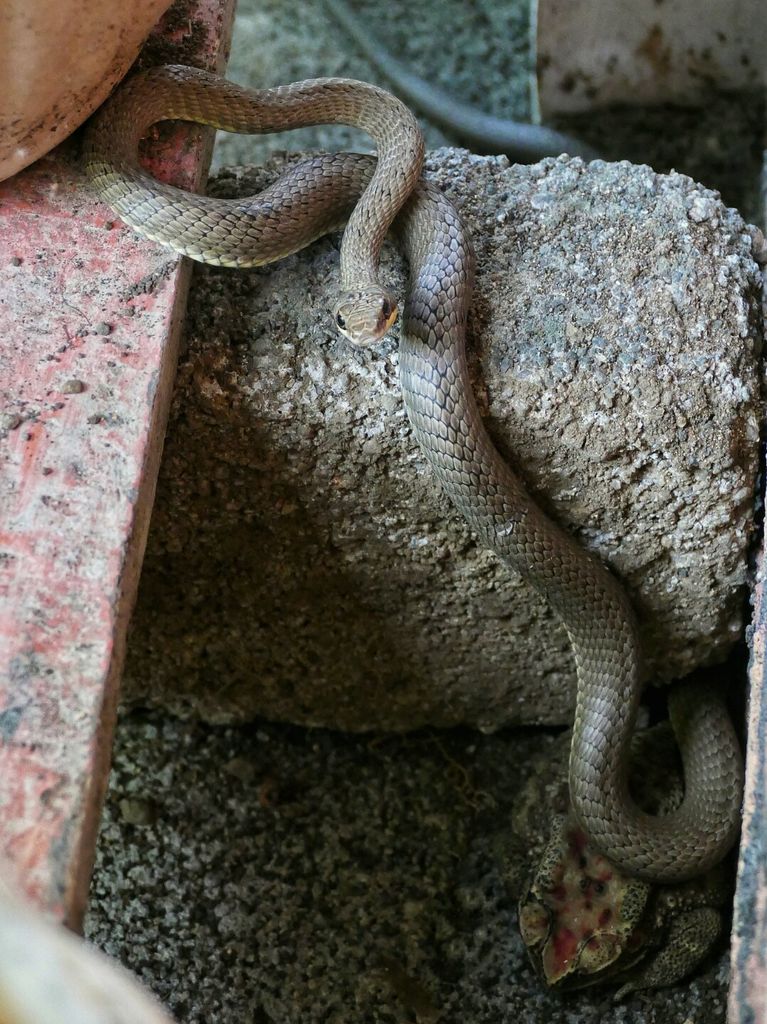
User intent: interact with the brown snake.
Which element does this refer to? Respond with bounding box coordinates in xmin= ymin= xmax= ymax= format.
xmin=83 ymin=65 xmax=743 ymax=882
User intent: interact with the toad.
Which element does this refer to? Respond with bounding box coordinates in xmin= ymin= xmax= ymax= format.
xmin=504 ymin=720 xmax=732 ymax=999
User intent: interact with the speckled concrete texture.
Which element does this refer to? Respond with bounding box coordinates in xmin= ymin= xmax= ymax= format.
xmin=118 ymin=150 xmax=762 ymax=730
xmin=85 ymin=710 xmax=732 ymax=1023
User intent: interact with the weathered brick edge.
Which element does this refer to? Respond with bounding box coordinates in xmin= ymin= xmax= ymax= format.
xmin=0 ymin=0 xmax=235 ymax=930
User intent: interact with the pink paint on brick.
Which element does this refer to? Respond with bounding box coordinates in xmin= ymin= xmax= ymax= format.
xmin=0 ymin=0 xmax=235 ymax=930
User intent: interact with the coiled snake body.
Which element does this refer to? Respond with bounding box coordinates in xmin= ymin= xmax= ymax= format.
xmin=84 ymin=66 xmax=743 ymax=882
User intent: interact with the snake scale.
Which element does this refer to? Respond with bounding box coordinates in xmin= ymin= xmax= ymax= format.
xmin=83 ymin=65 xmax=743 ymax=882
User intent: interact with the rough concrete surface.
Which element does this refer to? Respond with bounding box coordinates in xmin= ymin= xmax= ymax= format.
xmin=118 ymin=150 xmax=762 ymax=730
xmin=85 ymin=710 xmax=733 ymax=1024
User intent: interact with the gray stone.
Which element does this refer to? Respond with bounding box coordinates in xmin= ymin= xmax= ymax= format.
xmin=121 ymin=150 xmax=762 ymax=730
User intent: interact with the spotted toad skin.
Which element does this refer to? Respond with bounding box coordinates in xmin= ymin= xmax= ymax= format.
xmin=505 ymin=721 xmax=732 ymax=998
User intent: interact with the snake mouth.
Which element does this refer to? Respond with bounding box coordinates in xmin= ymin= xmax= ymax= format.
xmin=377 ymin=300 xmax=398 ymax=338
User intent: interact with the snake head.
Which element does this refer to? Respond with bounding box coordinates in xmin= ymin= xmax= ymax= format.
xmin=333 ymin=286 xmax=398 ymax=347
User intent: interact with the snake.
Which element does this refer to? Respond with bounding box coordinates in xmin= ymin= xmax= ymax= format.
xmin=83 ymin=65 xmax=743 ymax=883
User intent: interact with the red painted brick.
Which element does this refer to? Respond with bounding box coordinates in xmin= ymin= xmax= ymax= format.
xmin=0 ymin=0 xmax=235 ymax=930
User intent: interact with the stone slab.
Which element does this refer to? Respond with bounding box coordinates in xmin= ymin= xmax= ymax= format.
xmin=122 ymin=150 xmax=763 ymax=732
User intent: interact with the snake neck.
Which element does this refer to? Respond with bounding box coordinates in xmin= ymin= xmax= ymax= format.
xmin=84 ymin=65 xmax=424 ymax=288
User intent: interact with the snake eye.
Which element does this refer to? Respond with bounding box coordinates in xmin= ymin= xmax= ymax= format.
xmin=381 ymin=299 xmax=392 ymax=318
xmin=335 ymin=312 xmax=346 ymax=329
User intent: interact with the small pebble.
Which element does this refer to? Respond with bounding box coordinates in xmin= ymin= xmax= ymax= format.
xmin=750 ymin=228 xmax=767 ymax=267
xmin=61 ymin=379 xmax=86 ymax=394
xmin=10 ymin=256 xmax=22 ymax=267
xmin=223 ymin=757 xmax=258 ymax=783
xmin=687 ymin=195 xmax=718 ymax=223
xmin=95 ymin=322 xmax=112 ymax=336
xmin=118 ymin=798 xmax=158 ymax=826
xmin=0 ymin=413 xmax=22 ymax=431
